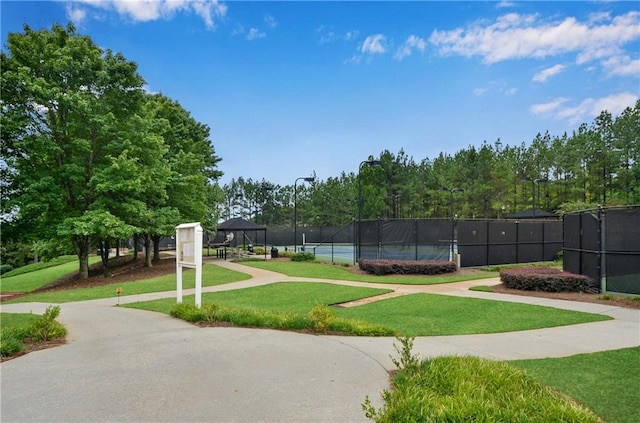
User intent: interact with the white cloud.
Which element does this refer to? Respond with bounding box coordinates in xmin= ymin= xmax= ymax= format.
xmin=394 ymin=35 xmax=427 ymax=61
xmin=246 ymin=28 xmax=266 ymax=40
xmin=505 ymin=87 xmax=518 ymax=96
xmin=602 ymin=55 xmax=640 ymax=77
xmin=65 ymin=0 xmax=227 ymax=28
xmin=317 ymin=26 xmax=360 ymax=45
xmin=361 ymin=34 xmax=387 ymax=54
xmin=532 ymin=64 xmax=566 ymax=82
xmin=496 ymin=1 xmax=515 ymax=9
xmin=264 ymin=14 xmax=277 ymax=28
xmin=429 ymin=11 xmax=640 ymax=68
xmin=532 ymin=93 xmax=638 ymax=124
xmin=473 ymin=87 xmax=489 ymax=96
xmin=65 ymin=4 xmax=88 ymax=25
xmin=531 ymin=97 xmax=569 ymax=115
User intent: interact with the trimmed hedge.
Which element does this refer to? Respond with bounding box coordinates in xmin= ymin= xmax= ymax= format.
xmin=500 ymin=267 xmax=597 ymax=293
xmin=359 ymin=259 xmax=457 ymax=276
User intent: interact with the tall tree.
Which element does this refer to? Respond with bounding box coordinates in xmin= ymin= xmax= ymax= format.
xmin=1 ymin=24 xmax=146 ymax=278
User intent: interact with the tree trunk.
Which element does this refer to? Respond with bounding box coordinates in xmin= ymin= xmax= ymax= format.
xmin=133 ymin=234 xmax=139 ymax=260
xmin=152 ymin=234 xmax=162 ymax=263
xmin=100 ymin=239 xmax=111 ymax=278
xmin=115 ymin=240 xmax=120 ymax=258
xmin=73 ymin=235 xmax=91 ymax=279
xmin=144 ymin=234 xmax=153 ymax=267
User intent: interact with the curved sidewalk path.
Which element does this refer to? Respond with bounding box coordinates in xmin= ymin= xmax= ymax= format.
xmin=1 ymin=260 xmax=638 ymax=422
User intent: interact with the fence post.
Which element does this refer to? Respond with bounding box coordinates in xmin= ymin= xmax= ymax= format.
xmin=598 ymin=206 xmax=606 ymax=293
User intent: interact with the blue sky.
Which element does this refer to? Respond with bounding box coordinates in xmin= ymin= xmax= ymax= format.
xmin=2 ymin=1 xmax=639 ymax=187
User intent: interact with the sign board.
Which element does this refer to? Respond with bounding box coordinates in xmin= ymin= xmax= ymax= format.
xmin=176 ymin=222 xmax=203 ymax=307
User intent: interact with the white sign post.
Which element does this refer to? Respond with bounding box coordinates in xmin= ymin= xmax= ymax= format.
xmin=176 ymin=222 xmax=203 ymax=308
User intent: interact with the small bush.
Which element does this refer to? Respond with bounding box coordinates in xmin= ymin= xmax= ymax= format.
xmin=291 ymin=252 xmax=316 ymax=262
xmin=170 ymin=303 xmax=205 ymax=322
xmin=500 ymin=267 xmax=596 ymax=292
xmin=0 ymin=264 xmax=14 ymax=275
xmin=308 ymin=304 xmax=335 ymax=332
xmin=0 ymin=329 xmax=25 ymax=357
xmin=359 ymin=259 xmax=456 ymax=276
xmin=26 ymin=306 xmax=67 ymax=342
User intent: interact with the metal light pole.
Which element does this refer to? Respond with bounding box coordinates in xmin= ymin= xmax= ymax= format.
xmin=441 ymin=187 xmax=463 ymax=261
xmin=520 ymin=177 xmax=548 ymax=218
xmin=357 ymin=159 xmax=382 ymax=262
xmin=294 ymin=176 xmax=314 ymax=252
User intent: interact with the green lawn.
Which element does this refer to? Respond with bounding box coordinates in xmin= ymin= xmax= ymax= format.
xmin=513 ymin=347 xmax=640 ymax=423
xmin=127 ymin=283 xmax=610 ymax=336
xmin=335 ymin=293 xmax=610 ymax=336
xmin=0 ymin=256 xmax=102 ymax=293
xmin=1 ymin=312 xmax=38 ymax=329
xmin=127 ymin=282 xmax=392 ymax=315
xmin=3 ymin=264 xmax=251 ymax=304
xmin=240 ymin=260 xmax=499 ymax=284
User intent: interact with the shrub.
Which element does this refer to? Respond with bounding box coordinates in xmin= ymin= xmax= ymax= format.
xmin=308 ymin=304 xmax=335 ymax=332
xmin=363 ymin=355 xmax=601 ymax=423
xmin=27 ymin=306 xmax=67 ymax=342
xmin=291 ymin=252 xmax=316 ymax=262
xmin=500 ymin=267 xmax=596 ymax=293
xmin=170 ymin=303 xmax=205 ymax=322
xmin=0 ymin=264 xmax=14 ymax=275
xmin=0 ymin=329 xmax=25 ymax=357
xmin=359 ymin=259 xmax=456 ymax=276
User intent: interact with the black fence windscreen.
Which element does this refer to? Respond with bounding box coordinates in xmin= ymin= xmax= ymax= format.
xmin=563 ymin=206 xmax=640 ymax=295
xmin=458 ymin=220 xmax=562 ymax=267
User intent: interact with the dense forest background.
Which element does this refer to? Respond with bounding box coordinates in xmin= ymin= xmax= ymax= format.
xmin=221 ymin=100 xmax=640 ymax=226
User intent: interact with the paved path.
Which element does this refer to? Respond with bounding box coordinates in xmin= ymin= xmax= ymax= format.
xmin=1 ymin=261 xmax=638 ymax=422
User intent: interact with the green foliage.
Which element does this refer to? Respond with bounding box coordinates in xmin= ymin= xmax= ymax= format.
xmin=1 ymin=309 xmax=66 ymax=358
xmin=364 ymin=355 xmax=600 ymax=422
xmin=26 ymin=306 xmax=67 ymax=342
xmin=389 ymin=336 xmax=419 ymax=371
xmin=222 ymin=101 xmax=640 ymax=225
xmin=359 ymin=259 xmax=456 ymax=275
xmin=0 ymin=329 xmax=25 ymax=357
xmin=0 ymin=264 xmax=14 ymax=275
xmin=164 ymin=300 xmax=392 ymax=336
xmin=291 ymin=252 xmax=316 ymax=262
xmin=513 ymin=347 xmax=640 ymax=423
xmin=308 ymin=304 xmax=335 ymax=332
xmin=500 ymin=267 xmax=597 ymax=292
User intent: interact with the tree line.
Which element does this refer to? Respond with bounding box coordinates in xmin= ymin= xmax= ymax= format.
xmin=221 ymin=100 xmax=639 ymax=227
xmin=1 ymin=24 xmax=222 ymax=277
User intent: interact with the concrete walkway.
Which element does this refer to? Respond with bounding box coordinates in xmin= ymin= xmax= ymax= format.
xmin=1 ymin=261 xmax=638 ymax=422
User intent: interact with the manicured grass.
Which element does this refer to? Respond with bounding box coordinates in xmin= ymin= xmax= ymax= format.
xmin=0 ymin=256 xmax=102 ymax=293
xmin=3 ymin=264 xmax=251 ymax=304
xmin=364 ymin=353 xmax=600 ymax=422
xmin=1 ymin=255 xmax=78 ymax=278
xmin=334 ymin=293 xmax=610 ymax=336
xmin=240 ymin=260 xmax=498 ymax=284
xmin=1 ymin=309 xmax=66 ymax=358
xmin=512 ymin=347 xmax=640 ymax=423
xmin=127 ymin=282 xmax=392 ymax=315
xmin=127 ymin=283 xmax=609 ymax=336
xmin=1 ymin=312 xmax=38 ymax=329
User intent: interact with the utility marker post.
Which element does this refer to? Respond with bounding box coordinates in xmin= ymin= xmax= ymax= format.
xmin=176 ymin=222 xmax=203 ymax=307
